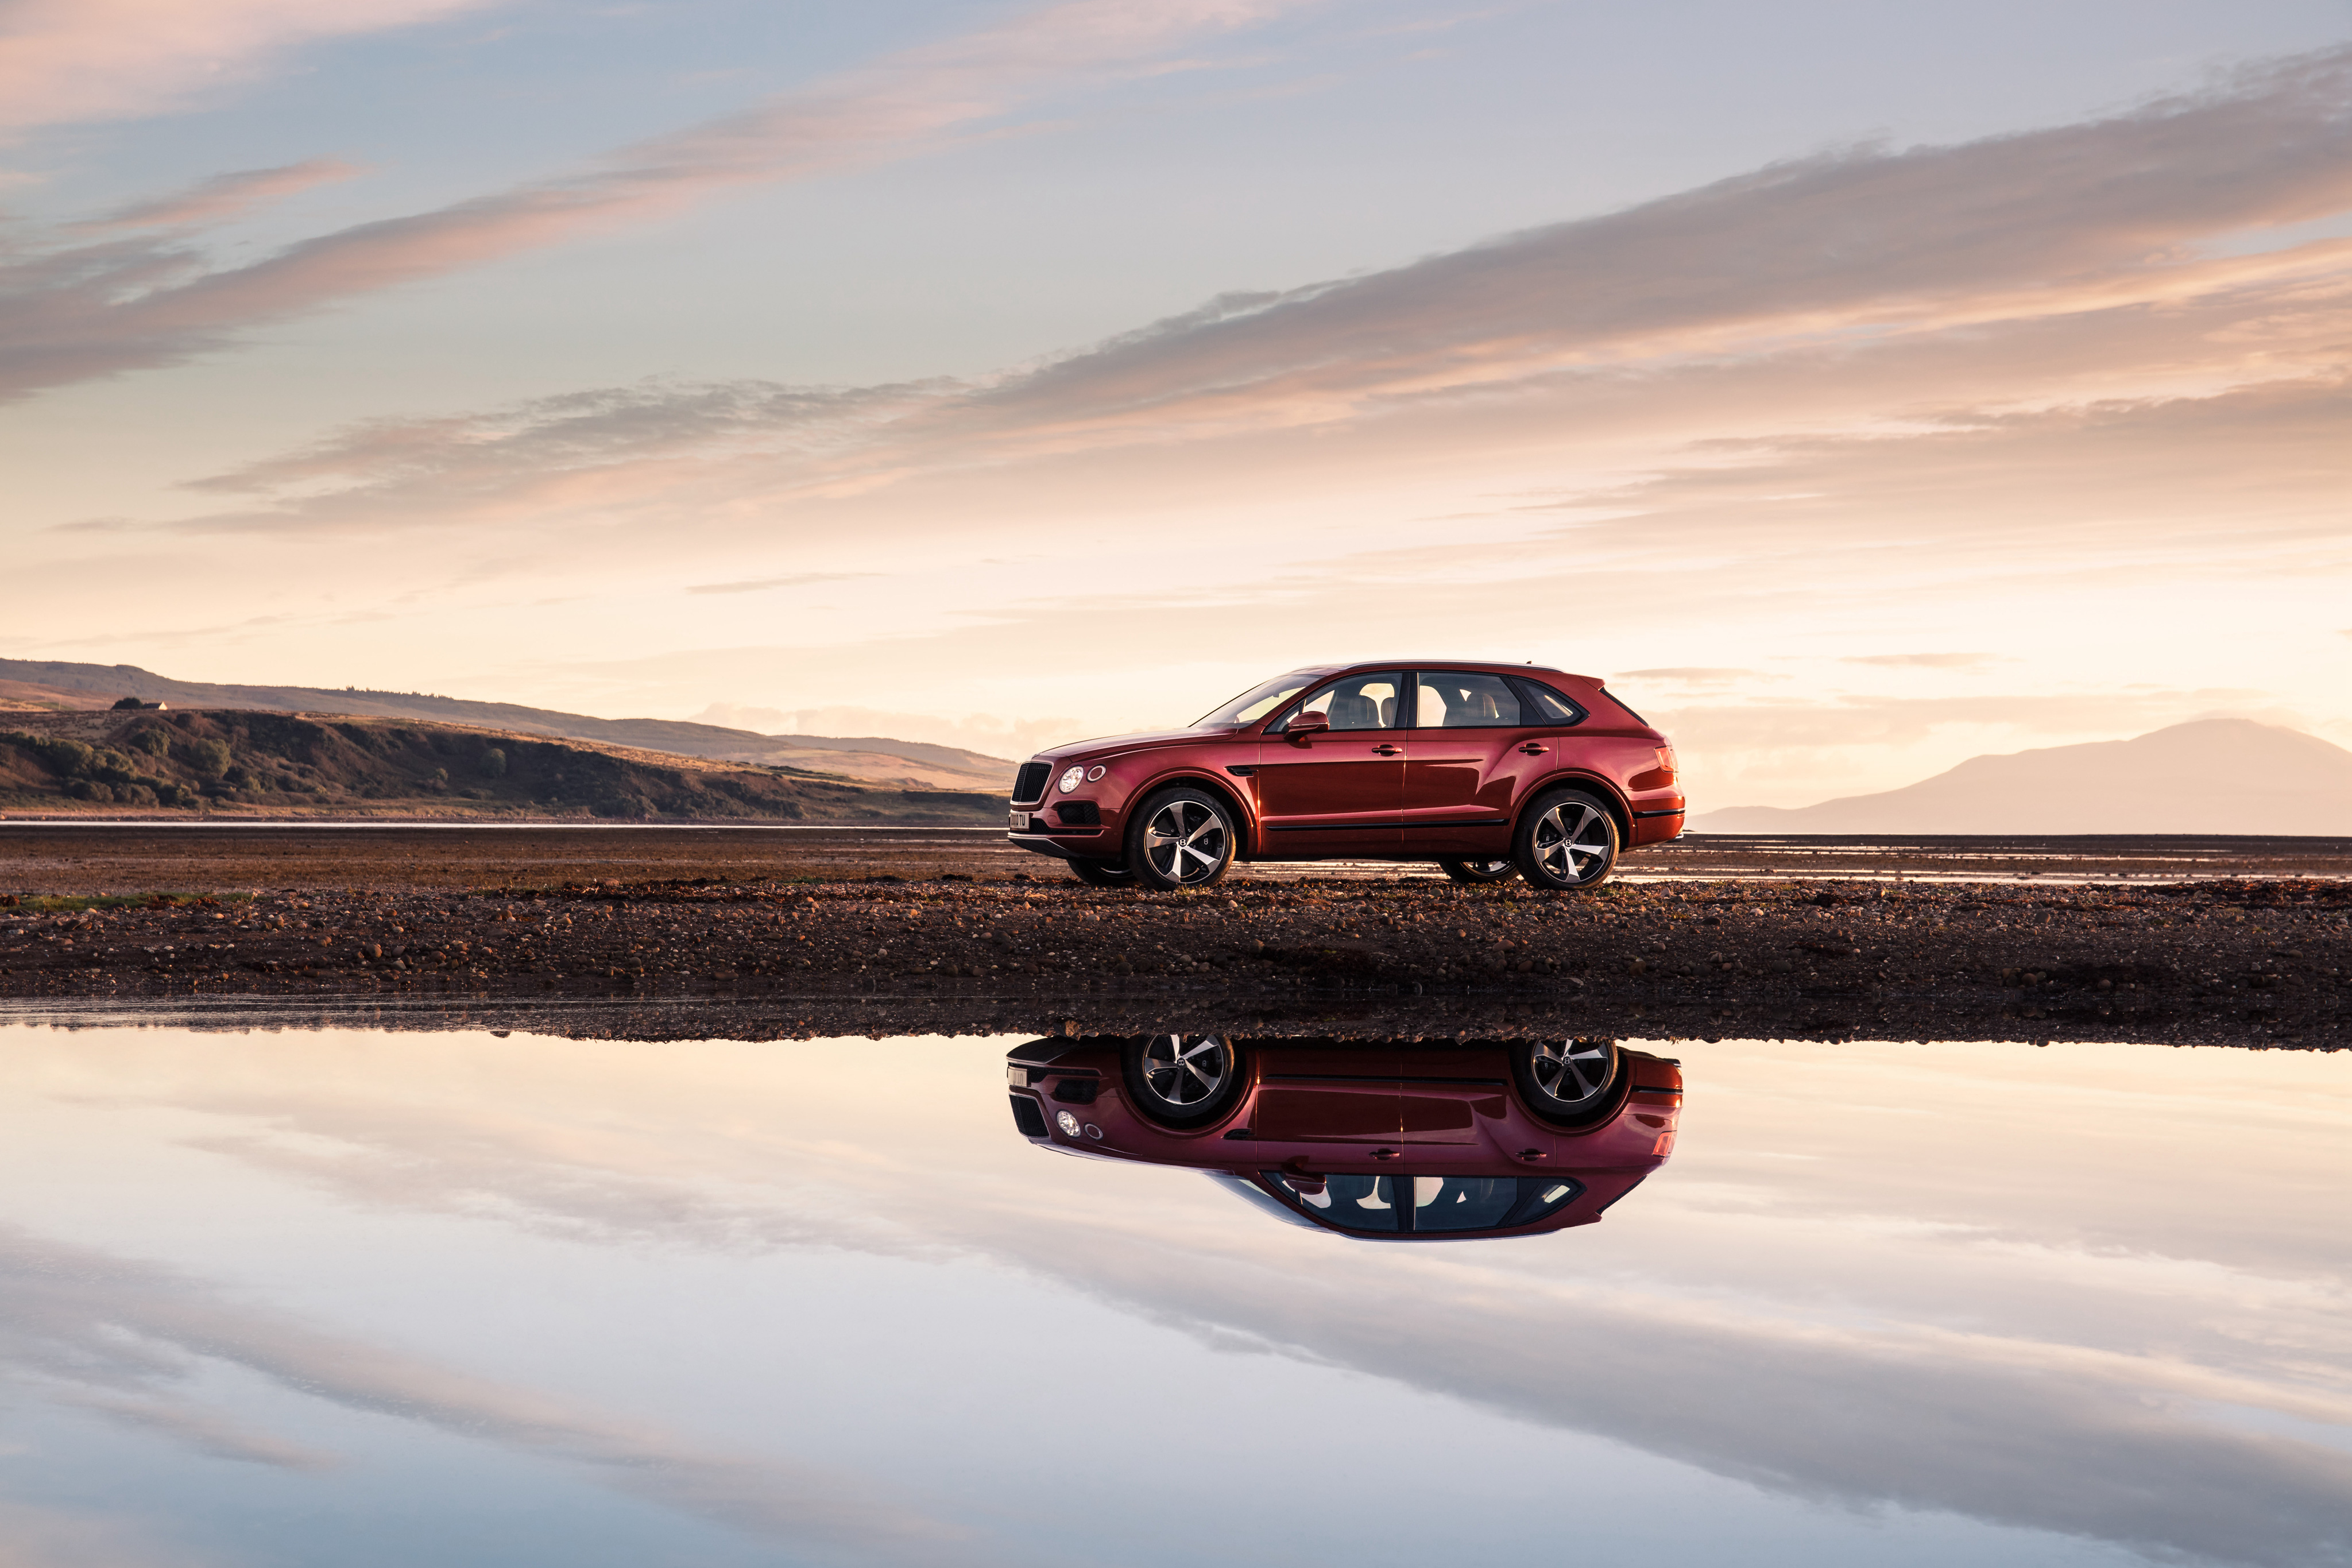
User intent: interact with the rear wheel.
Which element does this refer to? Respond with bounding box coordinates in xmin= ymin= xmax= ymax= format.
xmin=1126 ymin=787 xmax=1236 ymax=891
xmin=1437 ymin=857 xmax=1518 ymax=885
xmin=1514 ymin=788 xmax=1619 ymax=890
xmin=1510 ymin=1039 xmax=1623 ymax=1125
xmin=1069 ymin=857 xmax=1135 ymax=887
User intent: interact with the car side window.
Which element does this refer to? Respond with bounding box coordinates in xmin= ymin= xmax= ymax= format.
xmin=1283 ymin=673 xmax=1402 ymax=731
xmin=1510 ymin=679 xmax=1588 ymax=725
xmin=1414 ymin=672 xmax=1521 ymax=728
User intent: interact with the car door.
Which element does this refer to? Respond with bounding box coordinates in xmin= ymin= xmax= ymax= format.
xmin=1254 ymin=671 xmax=1406 ymax=856
xmin=1401 ymin=670 xmax=1550 ymax=854
xmin=1250 ymin=1044 xmax=1401 ymax=1143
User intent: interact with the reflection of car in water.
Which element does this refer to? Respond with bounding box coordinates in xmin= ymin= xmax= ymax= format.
xmin=1007 ymin=1033 xmax=1681 ymax=1240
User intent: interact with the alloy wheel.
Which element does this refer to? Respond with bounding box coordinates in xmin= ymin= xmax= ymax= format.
xmin=1142 ymin=799 xmax=1229 ymax=885
xmin=1531 ymin=800 xmax=1613 ymax=884
xmin=1139 ymin=1034 xmax=1231 ymax=1109
xmin=1528 ymin=1039 xmax=1614 ymax=1105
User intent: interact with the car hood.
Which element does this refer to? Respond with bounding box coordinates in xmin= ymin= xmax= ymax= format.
xmin=1035 ymin=727 xmax=1234 ymax=761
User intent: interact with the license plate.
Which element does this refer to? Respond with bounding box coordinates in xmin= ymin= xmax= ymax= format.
xmin=1008 ymin=810 xmax=1030 ymax=830
xmin=1005 ymin=1064 xmax=1029 ymax=1087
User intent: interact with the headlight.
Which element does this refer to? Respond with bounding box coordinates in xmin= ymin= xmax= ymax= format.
xmin=1086 ymin=765 xmax=1105 ymax=781
xmin=1058 ymin=765 xmax=1085 ymax=793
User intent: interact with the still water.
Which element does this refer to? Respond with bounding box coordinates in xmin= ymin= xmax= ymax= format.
xmin=0 ymin=1018 xmax=2343 ymax=1568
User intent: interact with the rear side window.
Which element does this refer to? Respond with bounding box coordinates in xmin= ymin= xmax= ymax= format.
xmin=1509 ymin=679 xmax=1589 ymax=725
xmin=1415 ymin=671 xmax=1521 ymax=728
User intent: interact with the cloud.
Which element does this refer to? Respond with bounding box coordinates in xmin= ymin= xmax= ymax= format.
xmin=1616 ymin=667 xmax=1781 ymax=685
xmin=685 ymin=572 xmax=876 ymax=595
xmin=131 ymin=45 xmax=2352 ymax=543
xmin=0 ymin=0 xmax=498 ymax=134
xmin=73 ymin=160 xmax=363 ymax=231
xmin=1840 ymin=652 xmax=1999 ymax=669
xmin=0 ymin=0 xmax=1310 ymax=402
xmin=0 ymin=1221 xmax=983 ymax=1562
xmin=0 ymin=1500 xmax=196 ymax=1568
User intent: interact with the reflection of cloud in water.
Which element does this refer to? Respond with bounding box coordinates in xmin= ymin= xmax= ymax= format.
xmin=0 ymin=1223 xmax=982 ymax=1565
xmin=13 ymin=1027 xmax=2351 ymax=1567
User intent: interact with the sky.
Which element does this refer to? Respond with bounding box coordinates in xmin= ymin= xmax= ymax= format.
xmin=3 ymin=0 xmax=2350 ymax=806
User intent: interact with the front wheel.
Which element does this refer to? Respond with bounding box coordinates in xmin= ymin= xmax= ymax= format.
xmin=1069 ymin=857 xmax=1135 ymax=888
xmin=1514 ymin=788 xmax=1619 ymax=890
xmin=1437 ymin=857 xmax=1518 ymax=885
xmin=1125 ymin=788 xmax=1236 ymax=891
xmin=1121 ymin=1034 xmax=1248 ymax=1126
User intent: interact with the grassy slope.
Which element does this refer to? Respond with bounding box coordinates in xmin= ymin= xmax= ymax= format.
xmin=0 ymin=710 xmax=1001 ymax=824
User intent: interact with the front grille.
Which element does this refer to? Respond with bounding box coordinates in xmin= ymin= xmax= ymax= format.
xmin=1009 ymin=1094 xmax=1049 ymax=1137
xmin=1012 ymin=761 xmax=1052 ymax=804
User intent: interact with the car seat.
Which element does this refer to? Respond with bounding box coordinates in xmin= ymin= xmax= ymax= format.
xmin=1329 ymin=692 xmax=1379 ymax=729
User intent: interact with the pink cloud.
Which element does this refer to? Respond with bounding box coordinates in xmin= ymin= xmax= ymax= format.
xmin=0 ymin=0 xmax=1312 ymax=402
xmin=0 ymin=0 xmax=500 ymax=133
xmin=74 ymin=158 xmax=363 ymax=230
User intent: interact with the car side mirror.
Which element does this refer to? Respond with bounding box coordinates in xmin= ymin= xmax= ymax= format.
xmin=1286 ymin=711 xmax=1329 ymax=744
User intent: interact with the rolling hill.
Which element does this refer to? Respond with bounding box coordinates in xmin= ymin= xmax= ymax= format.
xmin=0 ymin=708 xmax=1000 ymax=824
xmin=1692 ymin=719 xmax=2352 ymax=835
xmin=0 ymin=660 xmax=1016 ymax=791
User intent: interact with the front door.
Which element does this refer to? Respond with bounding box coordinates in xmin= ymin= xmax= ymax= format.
xmin=1254 ymin=671 xmax=1406 ymax=857
xmin=1401 ymin=670 xmax=1551 ymax=855
xmin=1251 ymin=1044 xmax=1401 ymax=1143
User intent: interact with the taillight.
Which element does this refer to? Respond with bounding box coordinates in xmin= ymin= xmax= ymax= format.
xmin=1654 ymin=745 xmax=1678 ymax=783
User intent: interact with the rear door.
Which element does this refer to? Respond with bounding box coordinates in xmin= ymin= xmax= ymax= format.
xmin=1401 ymin=670 xmax=1548 ymax=854
xmin=1254 ymin=672 xmax=1406 ymax=857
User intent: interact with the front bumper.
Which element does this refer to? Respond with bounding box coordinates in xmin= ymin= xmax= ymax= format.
xmin=1007 ymin=802 xmax=1111 ymax=860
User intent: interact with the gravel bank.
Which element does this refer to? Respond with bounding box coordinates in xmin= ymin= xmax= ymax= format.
xmin=3 ymin=873 xmax=2344 ymax=1047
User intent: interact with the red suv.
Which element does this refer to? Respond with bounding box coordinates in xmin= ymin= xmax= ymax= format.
xmin=1006 ymin=1033 xmax=1681 ymax=1241
xmin=1007 ymin=663 xmax=1681 ymax=890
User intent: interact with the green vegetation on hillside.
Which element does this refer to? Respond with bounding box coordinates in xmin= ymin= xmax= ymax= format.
xmin=0 ymin=711 xmax=1000 ymax=823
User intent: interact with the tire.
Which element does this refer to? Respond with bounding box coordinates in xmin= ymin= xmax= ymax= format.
xmin=1125 ymin=787 xmax=1236 ymax=891
xmin=1069 ymin=857 xmax=1135 ymax=887
xmin=1121 ymin=1034 xmax=1248 ymax=1127
xmin=1510 ymin=1039 xmax=1623 ymax=1126
xmin=1514 ymin=788 xmax=1619 ymax=890
xmin=1437 ymin=857 xmax=1519 ymax=885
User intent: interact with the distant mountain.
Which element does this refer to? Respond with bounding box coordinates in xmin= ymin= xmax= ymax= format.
xmin=0 ymin=660 xmax=1015 ymax=791
xmin=1692 ymin=719 xmax=2352 ymax=835
xmin=0 ymin=708 xmax=1000 ymax=824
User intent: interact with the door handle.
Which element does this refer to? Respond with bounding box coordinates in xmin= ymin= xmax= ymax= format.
xmin=1369 ymin=1148 xmax=1401 ymax=1160
xmin=1519 ymin=743 xmax=1548 ymax=755
xmin=1374 ymin=744 xmax=1403 ymax=756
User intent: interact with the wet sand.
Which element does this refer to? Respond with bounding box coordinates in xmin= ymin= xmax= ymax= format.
xmin=2 ymin=824 xmax=2345 ymax=1047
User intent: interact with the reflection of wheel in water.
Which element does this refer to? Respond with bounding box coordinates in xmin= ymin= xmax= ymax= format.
xmin=1121 ymin=1034 xmax=1247 ymax=1126
xmin=1510 ymin=1039 xmax=1622 ymax=1124
xmin=1514 ymin=789 xmax=1619 ymax=890
xmin=1068 ymin=858 xmax=1135 ymax=887
xmin=1437 ymin=857 xmax=1519 ymax=885
xmin=1126 ymin=788 xmax=1236 ymax=890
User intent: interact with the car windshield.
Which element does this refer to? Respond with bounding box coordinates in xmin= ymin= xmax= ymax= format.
xmin=1193 ymin=671 xmax=1318 ymax=729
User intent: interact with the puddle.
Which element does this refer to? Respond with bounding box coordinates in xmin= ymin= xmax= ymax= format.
xmin=0 ymin=1015 xmax=2343 ymax=1567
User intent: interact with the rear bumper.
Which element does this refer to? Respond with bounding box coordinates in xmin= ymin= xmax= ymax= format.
xmin=1630 ymin=807 xmax=1685 ymax=846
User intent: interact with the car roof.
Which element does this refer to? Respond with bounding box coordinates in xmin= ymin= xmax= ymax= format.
xmin=1322 ymin=660 xmax=1602 ymax=684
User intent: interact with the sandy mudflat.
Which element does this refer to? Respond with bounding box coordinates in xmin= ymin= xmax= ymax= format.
xmin=2 ymin=826 xmax=2345 ymax=1047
